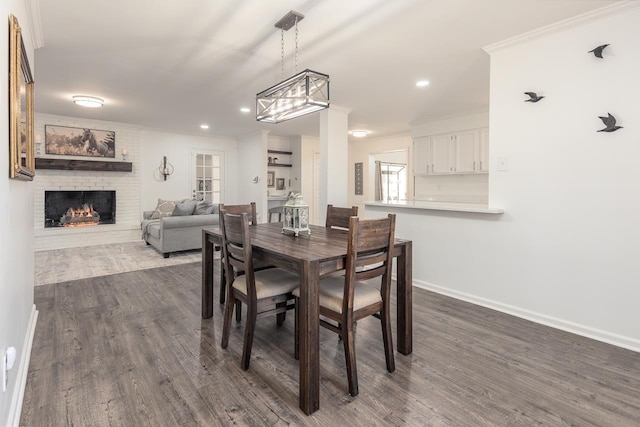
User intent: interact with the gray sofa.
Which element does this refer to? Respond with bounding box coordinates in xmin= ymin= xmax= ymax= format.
xmin=141 ymin=200 xmax=219 ymax=257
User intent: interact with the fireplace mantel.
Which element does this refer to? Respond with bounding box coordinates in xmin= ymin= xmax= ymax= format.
xmin=35 ymin=158 xmax=132 ymax=172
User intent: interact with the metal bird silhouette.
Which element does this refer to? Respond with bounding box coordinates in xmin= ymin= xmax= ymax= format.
xmin=588 ymin=44 xmax=609 ymax=58
xmin=597 ymin=113 xmax=622 ymax=132
xmin=524 ymin=92 xmax=544 ymax=103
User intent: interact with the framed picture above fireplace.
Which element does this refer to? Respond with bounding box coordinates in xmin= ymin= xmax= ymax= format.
xmin=45 ymin=125 xmax=116 ymax=158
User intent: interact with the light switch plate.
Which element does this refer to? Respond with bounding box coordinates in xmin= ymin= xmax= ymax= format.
xmin=497 ymin=157 xmax=509 ymax=172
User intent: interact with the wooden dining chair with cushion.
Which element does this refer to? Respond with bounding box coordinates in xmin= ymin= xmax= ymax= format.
xmin=294 ymin=214 xmax=396 ymax=396
xmin=325 ymin=204 xmax=358 ymax=229
xmin=220 ymin=211 xmax=299 ymax=370
xmin=218 ymin=202 xmax=273 ymax=307
xmin=268 ymin=206 xmax=283 ymax=223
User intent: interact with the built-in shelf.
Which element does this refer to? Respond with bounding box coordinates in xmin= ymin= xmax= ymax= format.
xmin=35 ymin=158 xmax=133 ymax=172
xmin=267 ymin=149 xmax=293 ymax=167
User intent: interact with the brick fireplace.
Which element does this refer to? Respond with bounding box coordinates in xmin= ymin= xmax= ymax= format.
xmin=34 ymin=113 xmax=142 ymax=251
xmin=44 ymin=190 xmax=116 ymax=228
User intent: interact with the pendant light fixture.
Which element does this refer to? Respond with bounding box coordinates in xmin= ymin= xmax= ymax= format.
xmin=256 ymin=10 xmax=329 ymax=124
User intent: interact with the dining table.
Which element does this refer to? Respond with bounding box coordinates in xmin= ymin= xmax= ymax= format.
xmin=201 ymin=222 xmax=412 ymax=415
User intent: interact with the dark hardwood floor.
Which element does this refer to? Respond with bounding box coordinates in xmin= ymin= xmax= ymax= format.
xmin=21 ymin=261 xmax=640 ymax=426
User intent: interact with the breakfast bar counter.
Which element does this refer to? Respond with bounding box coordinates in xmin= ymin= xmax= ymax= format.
xmin=365 ymin=200 xmax=504 ymax=214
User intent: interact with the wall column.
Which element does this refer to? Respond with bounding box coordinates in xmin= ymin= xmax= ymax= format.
xmin=319 ymin=105 xmax=351 ymax=224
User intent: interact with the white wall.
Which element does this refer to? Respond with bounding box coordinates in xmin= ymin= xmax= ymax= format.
xmin=0 ymin=1 xmax=36 ymax=424
xmin=293 ymin=135 xmax=320 ymax=224
xmin=141 ymin=129 xmax=238 ymax=213
xmin=369 ymin=5 xmax=640 ymax=351
xmin=236 ymin=131 xmax=268 ymax=222
xmin=485 ymin=4 xmax=640 ymax=348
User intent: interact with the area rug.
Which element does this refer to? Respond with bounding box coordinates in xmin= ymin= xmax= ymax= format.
xmin=35 ymin=240 xmax=214 ymax=286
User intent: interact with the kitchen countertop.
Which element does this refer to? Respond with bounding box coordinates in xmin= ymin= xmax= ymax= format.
xmin=365 ymin=200 xmax=504 ymax=214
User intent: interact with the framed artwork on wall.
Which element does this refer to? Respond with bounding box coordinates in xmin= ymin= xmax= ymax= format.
xmin=276 ymin=178 xmax=285 ymax=190
xmin=9 ymin=14 xmax=35 ymax=180
xmin=267 ymin=171 xmax=275 ymax=187
xmin=45 ymin=125 xmax=116 ymax=158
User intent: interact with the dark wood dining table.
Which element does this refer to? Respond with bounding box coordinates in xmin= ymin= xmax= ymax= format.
xmin=201 ymin=222 xmax=412 ymax=415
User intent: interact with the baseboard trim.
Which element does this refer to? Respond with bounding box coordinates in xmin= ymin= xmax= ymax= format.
xmin=413 ymin=280 xmax=640 ymax=354
xmin=6 ymin=304 xmax=38 ymax=427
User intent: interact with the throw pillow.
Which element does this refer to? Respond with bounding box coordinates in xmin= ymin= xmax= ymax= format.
xmin=194 ymin=200 xmax=216 ymax=215
xmin=173 ymin=200 xmax=196 ymax=216
xmin=150 ymin=199 xmax=177 ymax=219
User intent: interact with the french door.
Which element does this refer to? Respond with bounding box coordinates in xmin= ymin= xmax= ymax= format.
xmin=191 ymin=150 xmax=223 ymax=203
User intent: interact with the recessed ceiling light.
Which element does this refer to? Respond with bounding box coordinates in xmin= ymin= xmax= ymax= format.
xmin=72 ymin=95 xmax=103 ymax=108
xmin=416 ymin=80 xmax=430 ymax=88
xmin=200 ymin=124 xmax=210 ymax=129
xmin=351 ymin=130 xmax=368 ymax=138
xmin=240 ymin=107 xmax=251 ymax=113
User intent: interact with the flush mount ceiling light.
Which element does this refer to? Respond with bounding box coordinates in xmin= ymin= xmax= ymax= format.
xmin=416 ymin=80 xmax=430 ymax=88
xmin=240 ymin=107 xmax=251 ymax=113
xmin=200 ymin=124 xmax=210 ymax=129
xmin=256 ymin=10 xmax=329 ymax=124
xmin=72 ymin=95 xmax=103 ymax=108
xmin=350 ymin=130 xmax=369 ymax=138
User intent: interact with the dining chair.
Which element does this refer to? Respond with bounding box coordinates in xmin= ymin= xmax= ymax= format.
xmin=325 ymin=204 xmax=358 ymax=229
xmin=218 ymin=203 xmax=273 ymax=308
xmin=294 ymin=214 xmax=396 ymax=396
xmin=268 ymin=206 xmax=283 ymax=223
xmin=220 ymin=211 xmax=299 ymax=370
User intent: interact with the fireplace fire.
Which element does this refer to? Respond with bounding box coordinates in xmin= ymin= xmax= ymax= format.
xmin=60 ymin=203 xmax=101 ymax=227
xmin=45 ymin=190 xmax=115 ymax=228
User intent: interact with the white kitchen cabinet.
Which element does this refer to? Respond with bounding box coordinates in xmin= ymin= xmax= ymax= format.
xmin=430 ymin=134 xmax=453 ymax=174
xmin=413 ymin=136 xmax=430 ymax=175
xmin=413 ymin=128 xmax=488 ymax=176
xmin=454 ymin=130 xmax=478 ymax=173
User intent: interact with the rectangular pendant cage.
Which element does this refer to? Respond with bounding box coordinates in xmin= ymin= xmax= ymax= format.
xmin=256 ymin=69 xmax=329 ymax=124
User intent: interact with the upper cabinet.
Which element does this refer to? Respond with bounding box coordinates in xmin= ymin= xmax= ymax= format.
xmin=413 ymin=137 xmax=430 ymax=174
xmin=413 ymin=127 xmax=488 ymax=176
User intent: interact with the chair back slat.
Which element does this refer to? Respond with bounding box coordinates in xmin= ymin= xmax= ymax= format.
xmin=326 ymin=204 xmax=358 ymax=229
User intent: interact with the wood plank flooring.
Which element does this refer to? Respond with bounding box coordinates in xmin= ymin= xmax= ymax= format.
xmin=21 ymin=261 xmax=640 ymax=426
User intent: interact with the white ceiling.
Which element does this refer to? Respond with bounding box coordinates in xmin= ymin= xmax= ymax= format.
xmin=34 ymin=0 xmax=611 ymax=139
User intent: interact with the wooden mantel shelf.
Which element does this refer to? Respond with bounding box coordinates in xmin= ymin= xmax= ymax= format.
xmin=35 ymin=158 xmax=133 ymax=172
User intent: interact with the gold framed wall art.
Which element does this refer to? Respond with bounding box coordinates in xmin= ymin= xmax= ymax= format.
xmin=9 ymin=14 xmax=35 ymax=180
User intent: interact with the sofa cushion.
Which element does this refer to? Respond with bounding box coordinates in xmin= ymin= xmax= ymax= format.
xmin=173 ymin=200 xmax=196 ymax=216
xmin=150 ymin=199 xmax=177 ymax=219
xmin=194 ymin=200 xmax=216 ymax=215
xmin=147 ymin=222 xmax=161 ymax=239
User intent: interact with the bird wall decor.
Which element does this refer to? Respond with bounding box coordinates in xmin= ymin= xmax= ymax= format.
xmin=588 ymin=44 xmax=609 ymax=58
xmin=597 ymin=113 xmax=622 ymax=132
xmin=524 ymin=92 xmax=545 ymax=103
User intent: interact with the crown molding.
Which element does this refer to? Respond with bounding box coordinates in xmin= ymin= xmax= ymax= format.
xmin=25 ymin=0 xmax=44 ymax=49
xmin=483 ymin=1 xmax=640 ymax=54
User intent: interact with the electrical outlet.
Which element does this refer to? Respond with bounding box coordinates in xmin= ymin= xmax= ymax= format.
xmin=2 ymin=347 xmax=17 ymax=392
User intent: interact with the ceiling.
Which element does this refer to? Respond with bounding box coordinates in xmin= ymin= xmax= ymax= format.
xmin=34 ymin=0 xmax=611 ymax=139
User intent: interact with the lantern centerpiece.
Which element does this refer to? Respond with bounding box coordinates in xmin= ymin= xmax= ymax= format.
xmin=282 ymin=192 xmax=310 ymax=236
